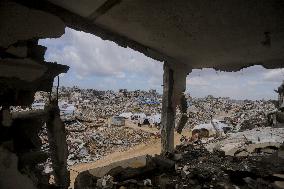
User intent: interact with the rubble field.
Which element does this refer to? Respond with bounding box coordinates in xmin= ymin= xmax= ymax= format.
xmin=66 ymin=125 xmax=154 ymax=165
xmin=20 ymin=87 xmax=283 ymax=189
xmin=40 ymin=123 xmax=155 ymax=167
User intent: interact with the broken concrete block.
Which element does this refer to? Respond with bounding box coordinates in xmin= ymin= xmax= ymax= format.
xmin=173 ymin=153 xmax=183 ymax=161
xmin=143 ymin=179 xmax=152 ymax=186
xmin=89 ymin=155 xmax=148 ymax=178
xmin=181 ymin=165 xmax=190 ymax=178
xmin=96 ymin=175 xmax=114 ymax=189
xmin=152 ymin=155 xmax=175 ymax=172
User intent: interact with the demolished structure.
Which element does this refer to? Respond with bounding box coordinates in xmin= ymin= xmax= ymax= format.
xmin=1 ymin=0 xmax=284 ymax=188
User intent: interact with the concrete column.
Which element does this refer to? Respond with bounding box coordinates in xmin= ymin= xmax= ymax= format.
xmin=161 ymin=62 xmax=188 ymax=154
xmin=46 ymin=100 xmax=70 ymax=189
xmin=161 ymin=62 xmax=175 ymax=154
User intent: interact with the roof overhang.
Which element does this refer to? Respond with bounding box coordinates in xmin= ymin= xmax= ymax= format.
xmin=18 ymin=0 xmax=284 ymax=72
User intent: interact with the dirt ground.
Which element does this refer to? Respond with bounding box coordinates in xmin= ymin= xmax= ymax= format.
xmin=69 ymin=121 xmax=191 ymax=188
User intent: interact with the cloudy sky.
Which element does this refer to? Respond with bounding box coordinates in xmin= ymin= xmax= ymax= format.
xmin=39 ymin=28 xmax=284 ymax=100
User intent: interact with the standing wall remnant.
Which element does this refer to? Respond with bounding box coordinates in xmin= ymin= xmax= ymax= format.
xmin=161 ymin=62 xmax=188 ymax=154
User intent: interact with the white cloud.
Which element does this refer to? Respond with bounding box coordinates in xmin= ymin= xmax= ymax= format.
xmin=186 ymin=76 xmax=209 ymax=86
xmin=186 ymin=67 xmax=283 ymax=100
xmin=263 ymin=69 xmax=284 ymax=82
xmin=40 ymin=28 xmax=162 ymax=81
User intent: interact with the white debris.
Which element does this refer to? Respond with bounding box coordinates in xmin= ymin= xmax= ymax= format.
xmin=205 ymin=127 xmax=284 ymax=156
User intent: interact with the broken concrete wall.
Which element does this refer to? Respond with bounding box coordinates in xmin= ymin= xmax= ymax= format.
xmin=0 ymin=0 xmax=68 ymax=106
xmin=0 ymin=1 xmax=70 ymax=188
xmin=0 ymin=146 xmax=37 ymax=189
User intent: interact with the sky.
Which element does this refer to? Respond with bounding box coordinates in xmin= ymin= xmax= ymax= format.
xmin=39 ymin=28 xmax=284 ymax=100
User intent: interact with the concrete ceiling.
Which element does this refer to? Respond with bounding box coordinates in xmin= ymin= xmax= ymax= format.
xmin=45 ymin=0 xmax=284 ymax=71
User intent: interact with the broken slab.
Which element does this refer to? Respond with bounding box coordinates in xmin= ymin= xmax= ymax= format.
xmin=75 ymin=155 xmax=175 ymax=188
xmin=88 ymin=155 xmax=148 ymax=178
xmin=205 ymin=127 xmax=284 ymax=156
xmin=229 ymin=142 xmax=281 ymax=157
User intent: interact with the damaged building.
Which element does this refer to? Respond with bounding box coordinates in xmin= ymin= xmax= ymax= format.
xmin=1 ymin=0 xmax=284 ymax=189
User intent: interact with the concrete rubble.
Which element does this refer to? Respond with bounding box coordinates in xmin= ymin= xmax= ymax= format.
xmin=32 ymin=87 xmax=161 ymax=166
xmin=0 ymin=1 xmax=69 ymax=186
xmin=75 ymin=140 xmax=284 ymax=189
xmin=184 ymin=95 xmax=276 ymax=131
xmin=66 ymin=126 xmax=153 ymax=165
xmin=65 ymin=88 xmax=284 ymax=189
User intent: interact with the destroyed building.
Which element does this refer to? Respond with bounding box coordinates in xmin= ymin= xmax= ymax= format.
xmin=1 ymin=0 xmax=284 ymax=189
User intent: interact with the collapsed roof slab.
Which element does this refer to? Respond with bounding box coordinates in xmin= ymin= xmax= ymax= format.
xmin=17 ymin=0 xmax=284 ymax=72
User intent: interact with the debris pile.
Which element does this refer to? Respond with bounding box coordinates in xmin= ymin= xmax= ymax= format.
xmin=29 ymin=88 xmax=278 ymax=169
xmin=66 ymin=125 xmax=153 ymax=165
xmin=58 ymin=87 xmax=162 ymax=121
xmin=186 ymin=96 xmax=276 ymax=131
xmin=171 ymin=143 xmax=284 ymax=189
xmin=227 ymin=101 xmax=276 ymax=131
xmin=39 ymin=123 xmax=154 ymax=171
xmin=205 ymin=127 xmax=284 ymax=156
xmin=32 ymin=87 xmax=162 ymax=165
xmin=76 ymin=141 xmax=284 ymax=189
xmin=35 ymin=88 xmax=277 ymax=133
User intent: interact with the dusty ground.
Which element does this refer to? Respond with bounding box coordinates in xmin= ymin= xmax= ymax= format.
xmin=69 ymin=121 xmax=191 ymax=188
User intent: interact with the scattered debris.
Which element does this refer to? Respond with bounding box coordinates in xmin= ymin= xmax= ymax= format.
xmin=77 ymin=142 xmax=284 ymax=189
